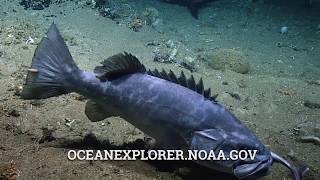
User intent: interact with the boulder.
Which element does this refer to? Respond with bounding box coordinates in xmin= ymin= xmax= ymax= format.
xmin=208 ymin=49 xmax=250 ymax=74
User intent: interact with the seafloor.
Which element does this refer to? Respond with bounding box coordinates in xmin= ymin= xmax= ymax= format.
xmin=0 ymin=0 xmax=319 ymax=179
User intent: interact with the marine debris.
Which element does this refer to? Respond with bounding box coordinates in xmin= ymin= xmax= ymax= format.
xmin=25 ymin=36 xmax=35 ymax=45
xmin=92 ymin=1 xmax=162 ymax=32
xmin=299 ymin=136 xmax=320 ymax=145
xmin=293 ymin=122 xmax=320 ymax=146
xmin=65 ymin=118 xmax=75 ymax=128
xmin=152 ymin=40 xmax=198 ymax=72
xmin=303 ymin=100 xmax=320 ymax=109
xmin=226 ymin=92 xmax=241 ymax=101
xmin=128 ymin=16 xmax=144 ymax=32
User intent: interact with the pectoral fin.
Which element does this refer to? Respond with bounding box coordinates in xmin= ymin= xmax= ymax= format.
xmin=85 ymin=100 xmax=115 ymax=122
xmin=190 ymin=129 xmax=225 ymax=150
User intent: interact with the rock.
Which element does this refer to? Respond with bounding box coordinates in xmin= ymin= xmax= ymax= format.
xmin=145 ymin=40 xmax=160 ymax=46
xmin=39 ymin=127 xmax=56 ymax=143
xmin=142 ymin=7 xmax=160 ymax=27
xmin=20 ymin=0 xmax=52 ymax=10
xmin=94 ymin=0 xmax=109 ymax=8
xmin=30 ymin=100 xmax=45 ymax=107
xmin=222 ymin=81 xmax=228 ymax=85
xmin=208 ymin=49 xmax=250 ymax=74
xmin=128 ymin=16 xmax=144 ymax=32
xmin=97 ymin=1 xmax=134 ymax=21
xmin=237 ymin=79 xmax=248 ymax=88
xmin=8 ymin=109 xmax=20 ymax=117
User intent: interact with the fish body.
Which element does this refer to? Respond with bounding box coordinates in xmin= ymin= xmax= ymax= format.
xmin=160 ymin=0 xmax=217 ymax=18
xmin=21 ymin=23 xmax=308 ymax=180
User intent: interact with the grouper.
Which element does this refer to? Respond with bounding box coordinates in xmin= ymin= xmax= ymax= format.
xmin=21 ymin=23 xmax=309 ymax=179
xmin=159 ymin=0 xmax=217 ymax=19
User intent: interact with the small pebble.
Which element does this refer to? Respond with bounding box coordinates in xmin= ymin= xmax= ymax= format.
xmin=30 ymin=100 xmax=44 ymax=107
xmin=287 ymin=149 xmax=294 ymax=158
xmin=237 ymin=79 xmax=247 ymax=88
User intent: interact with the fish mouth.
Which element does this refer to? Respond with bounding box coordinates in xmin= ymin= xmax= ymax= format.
xmin=233 ymin=154 xmax=273 ymax=179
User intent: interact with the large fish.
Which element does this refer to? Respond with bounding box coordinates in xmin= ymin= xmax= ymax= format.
xmin=159 ymin=0 xmax=216 ymax=19
xmin=21 ymin=23 xmax=308 ymax=179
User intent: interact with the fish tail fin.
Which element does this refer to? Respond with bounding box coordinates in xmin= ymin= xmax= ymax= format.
xmin=21 ymin=23 xmax=80 ymax=99
xmin=188 ymin=4 xmax=200 ymax=19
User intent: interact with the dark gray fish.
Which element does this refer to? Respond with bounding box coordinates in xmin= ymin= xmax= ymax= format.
xmin=21 ymin=23 xmax=309 ymax=180
xmin=160 ymin=0 xmax=217 ymax=19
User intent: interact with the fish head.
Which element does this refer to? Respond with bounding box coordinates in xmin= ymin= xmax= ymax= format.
xmin=232 ymin=147 xmax=273 ymax=179
xmin=228 ymin=129 xmax=273 ymax=178
xmin=191 ymin=128 xmax=273 ymax=178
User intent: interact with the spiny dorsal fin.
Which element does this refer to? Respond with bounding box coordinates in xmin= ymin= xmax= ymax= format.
xmin=197 ymin=78 xmax=204 ymax=95
xmin=187 ymin=75 xmax=196 ymax=91
xmin=148 ymin=69 xmax=216 ymax=101
xmin=179 ymin=71 xmax=187 ymax=88
xmin=204 ymin=88 xmax=211 ymax=98
xmin=94 ymin=52 xmax=146 ymax=81
xmin=168 ymin=70 xmax=178 ymax=84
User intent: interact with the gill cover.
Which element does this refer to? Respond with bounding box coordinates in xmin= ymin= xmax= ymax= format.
xmin=190 ymin=128 xmax=273 ymax=179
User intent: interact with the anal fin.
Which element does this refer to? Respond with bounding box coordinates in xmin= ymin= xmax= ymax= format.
xmin=85 ymin=100 xmax=116 ymax=122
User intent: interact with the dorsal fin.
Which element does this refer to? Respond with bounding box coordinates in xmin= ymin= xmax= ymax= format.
xmin=179 ymin=71 xmax=187 ymax=88
xmin=168 ymin=70 xmax=178 ymax=84
xmin=187 ymin=75 xmax=196 ymax=91
xmin=94 ymin=52 xmax=146 ymax=81
xmin=148 ymin=69 xmax=217 ymax=101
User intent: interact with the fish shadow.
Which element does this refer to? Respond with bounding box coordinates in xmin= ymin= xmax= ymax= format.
xmin=47 ymin=133 xmax=240 ymax=180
